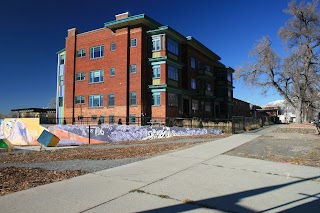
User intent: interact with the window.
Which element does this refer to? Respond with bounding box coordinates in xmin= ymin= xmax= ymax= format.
xmin=168 ymin=65 xmax=178 ymax=81
xmin=152 ymin=66 xmax=160 ymax=78
xmin=130 ymin=64 xmax=136 ymax=74
xmin=192 ymin=99 xmax=198 ymax=110
xmin=152 ymin=93 xmax=160 ymax=106
xmin=206 ymin=65 xmax=211 ymax=72
xmin=152 ymin=37 xmax=161 ymax=51
xmin=191 ymin=78 xmax=196 ymax=89
xmin=90 ymin=45 xmax=104 ymax=59
xmin=108 ymin=93 xmax=114 ymax=107
xmin=205 ymin=102 xmax=211 ymax=112
xmin=129 ymin=114 xmax=136 ymax=123
xmin=89 ymin=70 xmax=104 ymax=83
xmin=100 ymin=116 xmax=105 ymax=123
xmin=191 ymin=57 xmax=196 ymax=69
xmin=89 ymin=95 xmax=103 ymax=107
xmin=168 ymin=93 xmax=178 ymax=107
xmin=59 ymin=75 xmax=64 ymax=85
xmin=58 ymin=97 xmax=63 ymax=107
xmin=77 ymin=49 xmax=86 ymax=58
xmin=206 ymin=83 xmax=211 ymax=91
xmin=109 ymin=115 xmax=115 ymax=124
xmin=130 ymin=92 xmax=136 ymax=106
xmin=59 ymin=54 xmax=65 ymax=65
xmin=167 ymin=37 xmax=179 ymax=55
xmin=75 ymin=96 xmax=85 ymax=104
xmin=227 ymin=73 xmax=232 ymax=82
xmin=76 ymin=72 xmax=85 ymax=81
xmin=110 ymin=68 xmax=115 ymax=76
xmin=92 ymin=115 xmax=97 ymax=121
xmin=228 ymin=90 xmax=232 ymax=98
xmin=131 ymin=38 xmax=137 ymax=47
xmin=110 ymin=42 xmax=116 ymax=51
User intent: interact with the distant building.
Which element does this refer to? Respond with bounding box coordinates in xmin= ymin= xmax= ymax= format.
xmin=56 ymin=12 xmax=234 ymax=124
xmin=233 ymin=98 xmax=250 ymax=117
xmin=11 ymin=108 xmax=56 ymax=119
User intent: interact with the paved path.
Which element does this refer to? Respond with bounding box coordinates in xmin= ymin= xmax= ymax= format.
xmin=1 ymin=125 xmax=319 ymax=212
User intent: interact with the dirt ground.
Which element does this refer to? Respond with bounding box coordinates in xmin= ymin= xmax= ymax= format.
xmin=0 ymin=134 xmax=226 ymax=196
xmin=226 ymin=123 xmax=320 ymax=167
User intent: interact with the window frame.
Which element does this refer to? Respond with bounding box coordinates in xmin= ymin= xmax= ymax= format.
xmin=152 ymin=93 xmax=161 ymax=106
xmin=168 ymin=65 xmax=178 ymax=81
xmin=191 ymin=57 xmax=196 ymax=69
xmin=88 ymin=94 xmax=103 ymax=108
xmin=130 ymin=64 xmax=137 ymax=74
xmin=168 ymin=93 xmax=178 ymax=107
xmin=108 ymin=93 xmax=115 ymax=107
xmin=130 ymin=92 xmax=137 ymax=106
xmin=110 ymin=67 xmax=115 ymax=76
xmin=89 ymin=70 xmax=104 ymax=83
xmin=192 ymin=99 xmax=198 ymax=110
xmin=110 ymin=42 xmax=116 ymax=52
xmin=130 ymin=38 xmax=137 ymax=47
xmin=90 ymin=45 xmax=104 ymax=59
xmin=152 ymin=37 xmax=161 ymax=51
xmin=58 ymin=97 xmax=63 ymax=107
xmin=129 ymin=114 xmax=136 ymax=124
xmin=109 ymin=115 xmax=115 ymax=124
xmin=76 ymin=72 xmax=85 ymax=81
xmin=77 ymin=49 xmax=86 ymax=58
xmin=191 ymin=78 xmax=197 ymax=89
xmin=75 ymin=96 xmax=85 ymax=104
xmin=167 ymin=37 xmax=179 ymax=55
xmin=152 ymin=65 xmax=160 ymax=79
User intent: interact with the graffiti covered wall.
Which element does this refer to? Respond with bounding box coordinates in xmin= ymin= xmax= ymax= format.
xmin=48 ymin=124 xmax=223 ymax=145
xmin=0 ymin=118 xmax=44 ymax=145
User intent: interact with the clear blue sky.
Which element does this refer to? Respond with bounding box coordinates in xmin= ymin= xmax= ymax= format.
xmin=0 ymin=0 xmax=297 ymax=114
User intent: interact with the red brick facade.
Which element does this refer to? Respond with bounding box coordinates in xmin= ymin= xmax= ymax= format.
xmin=58 ymin=13 xmax=234 ymax=122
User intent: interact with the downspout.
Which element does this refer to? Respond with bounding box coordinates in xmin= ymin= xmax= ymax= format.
xmin=126 ymin=26 xmax=131 ymax=125
xmin=72 ymin=33 xmax=77 ymax=124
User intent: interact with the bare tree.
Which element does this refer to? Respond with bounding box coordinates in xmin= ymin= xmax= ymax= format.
xmin=47 ymin=97 xmax=56 ymax=109
xmin=236 ymin=0 xmax=320 ymax=123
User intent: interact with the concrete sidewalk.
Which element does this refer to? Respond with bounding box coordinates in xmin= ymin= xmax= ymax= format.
xmin=1 ymin=125 xmax=319 ymax=212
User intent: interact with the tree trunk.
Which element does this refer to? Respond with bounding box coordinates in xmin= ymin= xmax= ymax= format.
xmin=295 ymin=99 xmax=303 ymax=123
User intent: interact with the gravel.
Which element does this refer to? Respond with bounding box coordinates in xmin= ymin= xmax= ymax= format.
xmin=0 ymin=158 xmax=148 ymax=173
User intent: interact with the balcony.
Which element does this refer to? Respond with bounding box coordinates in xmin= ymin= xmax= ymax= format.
xmin=197 ymin=68 xmax=213 ymax=77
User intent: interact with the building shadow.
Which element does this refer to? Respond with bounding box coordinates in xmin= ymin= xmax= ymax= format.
xmin=138 ymin=176 xmax=320 ymax=213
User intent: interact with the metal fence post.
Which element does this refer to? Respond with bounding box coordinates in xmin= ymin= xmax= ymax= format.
xmin=88 ymin=125 xmax=91 ymax=144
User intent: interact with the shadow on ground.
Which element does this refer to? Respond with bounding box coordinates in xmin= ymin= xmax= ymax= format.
xmin=137 ymin=176 xmax=320 ymax=213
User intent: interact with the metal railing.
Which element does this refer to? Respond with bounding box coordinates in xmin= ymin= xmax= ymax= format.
xmin=37 ymin=116 xmax=274 ymax=134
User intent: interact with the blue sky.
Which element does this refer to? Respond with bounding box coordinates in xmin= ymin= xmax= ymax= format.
xmin=0 ymin=0 xmax=296 ymax=114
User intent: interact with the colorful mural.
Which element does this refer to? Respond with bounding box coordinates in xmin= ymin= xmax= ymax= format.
xmin=0 ymin=118 xmax=45 ymax=145
xmin=48 ymin=124 xmax=223 ymax=145
xmin=0 ymin=118 xmax=223 ymax=146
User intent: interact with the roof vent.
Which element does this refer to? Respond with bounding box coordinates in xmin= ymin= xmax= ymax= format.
xmin=115 ymin=12 xmax=130 ymax=20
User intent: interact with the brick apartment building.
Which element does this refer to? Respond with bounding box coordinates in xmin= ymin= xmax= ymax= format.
xmin=56 ymin=12 xmax=234 ymax=124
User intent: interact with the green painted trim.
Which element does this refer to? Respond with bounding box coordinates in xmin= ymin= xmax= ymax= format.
xmin=149 ymin=56 xmax=184 ymax=69
xmin=166 ymin=59 xmax=184 ymax=69
xmin=186 ymin=36 xmax=221 ymax=60
xmin=104 ymin=14 xmax=145 ymax=27
xmin=56 ymin=48 xmax=66 ymax=54
xmin=151 ymin=88 xmax=166 ymax=92
xmin=151 ymin=61 xmax=166 ymax=66
xmin=166 ymin=86 xmax=183 ymax=94
xmin=148 ymin=56 xmax=167 ymax=62
xmin=147 ymin=26 xmax=186 ymax=42
xmin=148 ymin=84 xmax=167 ymax=89
xmin=104 ymin=14 xmax=161 ymax=29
